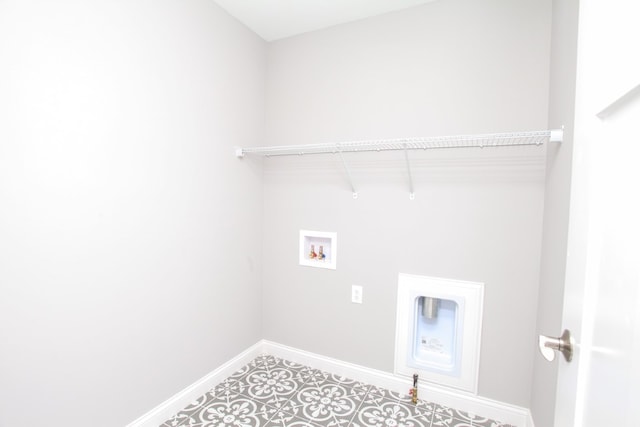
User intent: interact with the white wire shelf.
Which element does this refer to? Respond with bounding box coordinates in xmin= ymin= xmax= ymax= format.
xmin=235 ymin=129 xmax=563 ymax=158
xmin=236 ymin=129 xmax=563 ymax=200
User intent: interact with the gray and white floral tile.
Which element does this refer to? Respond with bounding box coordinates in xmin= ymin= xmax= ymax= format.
xmin=286 ymin=382 xmax=365 ymax=426
xmin=352 ymin=397 xmax=432 ymax=427
xmin=160 ymin=355 xmax=517 ymax=427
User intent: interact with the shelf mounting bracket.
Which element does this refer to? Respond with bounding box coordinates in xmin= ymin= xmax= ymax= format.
xmin=337 ymin=147 xmax=358 ymax=199
xmin=403 ymin=144 xmax=415 ymax=200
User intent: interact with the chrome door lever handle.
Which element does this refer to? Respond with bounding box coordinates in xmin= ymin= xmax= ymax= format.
xmin=538 ymin=329 xmax=573 ymax=362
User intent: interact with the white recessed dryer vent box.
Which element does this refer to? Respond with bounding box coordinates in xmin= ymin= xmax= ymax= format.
xmin=395 ymin=273 xmax=484 ymax=394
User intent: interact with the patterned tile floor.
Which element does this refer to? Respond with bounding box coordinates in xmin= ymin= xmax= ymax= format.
xmin=161 ymin=354 xmax=516 ymax=427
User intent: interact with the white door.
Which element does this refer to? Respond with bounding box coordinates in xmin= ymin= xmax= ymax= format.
xmin=552 ymin=0 xmax=640 ymax=426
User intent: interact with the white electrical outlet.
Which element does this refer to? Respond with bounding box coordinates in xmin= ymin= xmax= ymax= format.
xmin=351 ymin=285 xmax=363 ymax=304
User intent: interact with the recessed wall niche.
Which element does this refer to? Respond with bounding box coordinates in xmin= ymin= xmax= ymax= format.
xmin=299 ymin=230 xmax=337 ymax=270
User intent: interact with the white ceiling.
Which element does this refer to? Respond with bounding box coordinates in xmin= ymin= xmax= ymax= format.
xmin=212 ymin=0 xmax=439 ymax=41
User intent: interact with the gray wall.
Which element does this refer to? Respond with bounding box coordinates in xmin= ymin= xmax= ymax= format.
xmin=530 ymin=0 xmax=580 ymax=425
xmin=0 ymin=1 xmax=265 ymax=426
xmin=262 ymin=0 xmax=552 ymax=406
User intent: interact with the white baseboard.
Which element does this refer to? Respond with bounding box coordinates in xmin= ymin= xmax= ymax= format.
xmin=125 ymin=341 xmax=264 ymax=427
xmin=127 ymin=340 xmax=534 ymax=427
xmin=526 ymin=411 xmax=536 ymax=427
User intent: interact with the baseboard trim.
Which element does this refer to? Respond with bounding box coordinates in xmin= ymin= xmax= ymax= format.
xmin=262 ymin=340 xmax=533 ymax=427
xmin=127 ymin=340 xmax=534 ymax=427
xmin=526 ymin=411 xmax=536 ymax=427
xmin=125 ymin=341 xmax=264 ymax=427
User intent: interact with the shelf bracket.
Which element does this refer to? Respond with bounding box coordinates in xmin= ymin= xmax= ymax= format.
xmin=403 ymin=144 xmax=415 ymax=200
xmin=597 ymin=83 xmax=640 ymax=119
xmin=549 ymin=128 xmax=564 ymax=143
xmin=337 ymin=148 xmax=358 ymax=199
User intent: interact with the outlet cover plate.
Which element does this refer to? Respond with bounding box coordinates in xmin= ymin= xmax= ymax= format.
xmin=351 ymin=285 xmax=363 ymax=304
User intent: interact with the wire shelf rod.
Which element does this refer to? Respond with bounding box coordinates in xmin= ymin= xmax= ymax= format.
xmin=236 ymin=129 xmax=563 ymax=158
